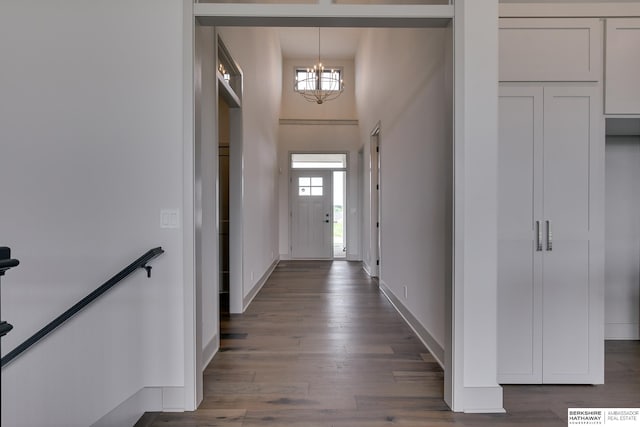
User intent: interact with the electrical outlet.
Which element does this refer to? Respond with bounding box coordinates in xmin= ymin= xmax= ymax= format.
xmin=251 ymin=271 xmax=255 ymax=282
xmin=403 ymin=285 xmax=408 ymax=299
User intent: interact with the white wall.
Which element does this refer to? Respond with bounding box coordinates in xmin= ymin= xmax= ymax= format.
xmin=0 ymin=1 xmax=185 ymax=426
xmin=356 ymin=28 xmax=452 ymax=356
xmin=605 ymin=136 xmax=640 ymax=339
xmin=218 ymin=27 xmax=282 ymax=304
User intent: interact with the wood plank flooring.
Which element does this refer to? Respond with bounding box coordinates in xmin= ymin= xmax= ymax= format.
xmin=137 ymin=261 xmax=640 ymax=427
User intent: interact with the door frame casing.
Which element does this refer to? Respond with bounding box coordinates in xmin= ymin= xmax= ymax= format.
xmin=369 ymin=123 xmax=381 ymax=277
xmin=184 ymin=0 xmax=502 ymax=413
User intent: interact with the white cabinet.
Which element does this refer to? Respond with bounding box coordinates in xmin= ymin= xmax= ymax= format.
xmin=605 ymin=19 xmax=640 ymax=115
xmin=498 ymin=85 xmax=604 ymax=384
xmin=499 ymin=19 xmax=601 ymax=82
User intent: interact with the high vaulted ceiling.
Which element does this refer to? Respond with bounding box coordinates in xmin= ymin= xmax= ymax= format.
xmin=278 ymin=28 xmax=363 ymax=59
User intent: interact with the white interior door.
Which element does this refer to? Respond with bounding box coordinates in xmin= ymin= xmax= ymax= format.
xmin=291 ymin=170 xmax=333 ymax=259
xmin=542 ymin=86 xmax=601 ymax=383
xmin=497 ymin=86 xmax=544 ymax=383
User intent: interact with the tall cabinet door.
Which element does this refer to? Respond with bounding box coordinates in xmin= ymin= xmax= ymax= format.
xmin=542 ymin=86 xmax=604 ymax=383
xmin=497 ymin=86 xmax=544 ymax=383
xmin=499 ymin=85 xmax=604 ymax=385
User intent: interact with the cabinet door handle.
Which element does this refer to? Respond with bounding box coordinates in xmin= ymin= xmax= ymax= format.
xmin=546 ymin=220 xmax=552 ymax=251
xmin=536 ymin=221 xmax=542 ymax=252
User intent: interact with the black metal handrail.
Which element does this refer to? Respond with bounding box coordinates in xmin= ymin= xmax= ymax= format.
xmin=0 ymin=247 xmax=19 ymax=276
xmin=0 ymin=247 xmax=164 ymax=368
xmin=1 ymin=247 xmax=19 ymax=340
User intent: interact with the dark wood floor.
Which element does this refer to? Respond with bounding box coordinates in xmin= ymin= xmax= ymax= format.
xmin=137 ymin=261 xmax=640 ymax=426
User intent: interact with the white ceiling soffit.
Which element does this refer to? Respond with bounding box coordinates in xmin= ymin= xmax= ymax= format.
xmin=197 ymin=0 xmax=449 ymax=4
xmin=279 ymin=28 xmax=362 ymax=59
xmin=194 ymin=2 xmax=454 ymax=27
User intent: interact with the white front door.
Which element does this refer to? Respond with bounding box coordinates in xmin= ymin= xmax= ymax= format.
xmin=291 ymin=170 xmax=333 ymax=259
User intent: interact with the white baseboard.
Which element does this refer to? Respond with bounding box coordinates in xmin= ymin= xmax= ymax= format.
xmin=462 ymin=386 xmax=505 ymax=413
xmin=378 ymin=280 xmax=445 ymax=369
xmin=202 ymin=333 xmax=219 ymax=370
xmin=279 ymin=253 xmax=291 ymax=260
xmin=91 ymin=387 xmax=163 ymax=427
xmin=243 ymin=258 xmax=279 ymax=311
xmin=605 ymin=323 xmax=640 ymax=340
xmin=362 ymin=262 xmax=374 ymax=277
xmin=162 ymin=387 xmax=185 ymax=412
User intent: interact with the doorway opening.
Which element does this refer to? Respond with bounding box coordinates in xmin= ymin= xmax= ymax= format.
xmin=218 ymin=96 xmax=230 ymax=313
xmin=190 ymin=12 xmax=459 ymax=413
xmin=290 ymin=152 xmax=348 ymax=260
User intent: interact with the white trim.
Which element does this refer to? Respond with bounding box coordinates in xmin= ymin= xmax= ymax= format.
xmin=162 ymin=387 xmax=186 ymax=412
xmin=451 ymin=0 xmax=503 ymax=413
xmin=605 ymin=323 xmax=640 ymax=340
xmin=90 ymin=388 xmax=162 ymax=427
xmin=182 ymin=0 xmax=198 ymax=413
xmin=184 ymin=0 xmax=504 ymax=415
xmin=362 ymin=261 xmax=375 ymax=277
xmin=243 ymin=258 xmax=279 ymax=311
xmin=379 ymin=280 xmax=445 ymax=368
xmin=500 ymin=3 xmax=640 ymax=18
xmin=202 ymin=333 xmax=219 ymax=370
xmin=279 ymin=119 xmax=359 ymax=126
xmin=605 ymin=114 xmax=640 ymax=119
xmin=462 ymin=387 xmax=505 ymax=414
xmin=90 ymin=386 xmax=187 ymax=426
xmin=194 ymin=3 xmax=454 ymax=26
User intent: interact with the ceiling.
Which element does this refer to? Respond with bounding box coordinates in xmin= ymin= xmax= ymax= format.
xmin=278 ymin=28 xmax=363 ymax=59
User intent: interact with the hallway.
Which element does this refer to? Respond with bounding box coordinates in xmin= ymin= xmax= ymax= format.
xmin=138 ymin=261 xmax=640 ymax=426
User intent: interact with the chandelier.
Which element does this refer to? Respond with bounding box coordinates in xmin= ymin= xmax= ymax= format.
xmin=296 ymin=28 xmax=344 ymax=105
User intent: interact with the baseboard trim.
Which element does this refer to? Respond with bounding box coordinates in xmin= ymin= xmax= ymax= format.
xmin=91 ymin=387 xmax=162 ymax=427
xmin=243 ymin=257 xmax=279 ymax=311
xmin=362 ymin=262 xmax=374 ymax=277
xmin=202 ymin=333 xmax=218 ymax=369
xmin=162 ymin=387 xmax=185 ymax=412
xmin=378 ymin=280 xmax=445 ymax=369
xmin=605 ymin=323 xmax=640 ymax=340
xmin=462 ymin=386 xmax=505 ymax=413
xmin=279 ymin=253 xmax=291 ymax=260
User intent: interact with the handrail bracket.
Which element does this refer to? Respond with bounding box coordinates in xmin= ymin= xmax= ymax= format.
xmin=142 ymin=264 xmax=153 ymax=278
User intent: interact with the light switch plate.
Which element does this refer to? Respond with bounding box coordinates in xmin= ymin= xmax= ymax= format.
xmin=160 ymin=209 xmax=180 ymax=229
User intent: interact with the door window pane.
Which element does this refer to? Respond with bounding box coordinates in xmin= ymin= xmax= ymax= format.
xmin=299 ymin=186 xmax=310 ymax=196
xmin=299 ymin=177 xmax=310 ymax=186
xmin=298 ymin=176 xmax=324 ymax=197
